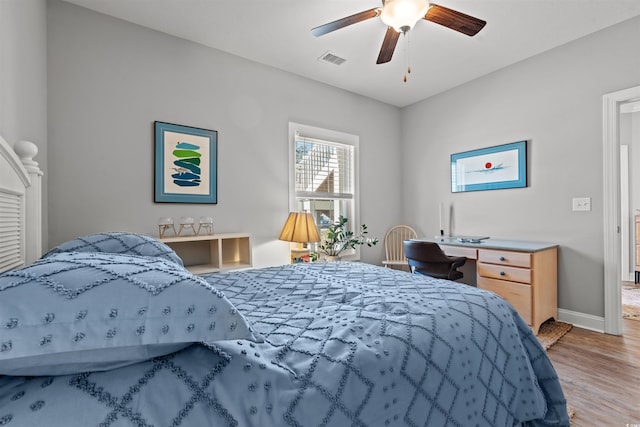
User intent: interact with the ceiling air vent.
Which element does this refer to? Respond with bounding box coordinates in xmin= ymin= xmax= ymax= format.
xmin=318 ymin=51 xmax=346 ymax=66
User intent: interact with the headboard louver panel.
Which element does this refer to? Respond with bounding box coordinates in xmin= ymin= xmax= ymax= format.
xmin=0 ymin=136 xmax=41 ymax=272
xmin=0 ymin=191 xmax=22 ymax=271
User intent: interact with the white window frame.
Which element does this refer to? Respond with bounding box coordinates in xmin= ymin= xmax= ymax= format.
xmin=288 ymin=122 xmax=361 ymax=260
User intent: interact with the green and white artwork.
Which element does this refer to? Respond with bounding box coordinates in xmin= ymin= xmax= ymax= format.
xmin=155 ymin=122 xmax=217 ymax=203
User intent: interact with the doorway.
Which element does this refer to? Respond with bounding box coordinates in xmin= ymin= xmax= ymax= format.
xmin=620 ymin=103 xmax=640 ymax=283
xmin=603 ymin=85 xmax=640 ymax=335
xmin=620 ymin=102 xmax=640 ymax=323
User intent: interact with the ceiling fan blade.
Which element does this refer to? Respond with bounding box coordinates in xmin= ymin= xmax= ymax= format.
xmin=312 ymin=8 xmax=380 ymax=37
xmin=376 ymin=27 xmax=400 ymax=64
xmin=424 ymin=4 xmax=486 ymax=36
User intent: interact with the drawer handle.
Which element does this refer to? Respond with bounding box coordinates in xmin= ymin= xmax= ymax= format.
xmin=499 ymin=256 xmax=506 ymax=261
xmin=499 ymin=271 xmax=506 ymax=276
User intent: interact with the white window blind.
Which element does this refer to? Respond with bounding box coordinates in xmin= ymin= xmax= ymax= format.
xmin=294 ymin=134 xmax=354 ymax=201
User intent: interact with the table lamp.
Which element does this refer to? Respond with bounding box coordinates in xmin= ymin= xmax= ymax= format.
xmin=279 ymin=212 xmax=321 ymax=263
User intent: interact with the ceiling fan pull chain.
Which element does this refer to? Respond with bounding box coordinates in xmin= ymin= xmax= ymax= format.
xmin=407 ymin=31 xmax=411 ymax=75
xmin=403 ymin=31 xmax=411 ymax=83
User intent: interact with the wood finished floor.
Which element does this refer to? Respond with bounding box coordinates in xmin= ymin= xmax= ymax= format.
xmin=546 ymin=318 xmax=640 ymax=426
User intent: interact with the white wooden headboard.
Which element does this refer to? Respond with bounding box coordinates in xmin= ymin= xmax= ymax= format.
xmin=0 ymin=134 xmax=42 ymax=272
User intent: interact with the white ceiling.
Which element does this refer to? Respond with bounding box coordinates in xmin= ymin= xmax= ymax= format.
xmin=61 ymin=0 xmax=640 ymax=108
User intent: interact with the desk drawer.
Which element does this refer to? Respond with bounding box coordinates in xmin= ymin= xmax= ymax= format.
xmin=440 ymin=245 xmax=477 ymax=260
xmin=478 ymin=277 xmax=532 ymax=324
xmin=478 ymin=249 xmax=531 ymax=268
xmin=477 ymin=262 xmax=531 ymax=284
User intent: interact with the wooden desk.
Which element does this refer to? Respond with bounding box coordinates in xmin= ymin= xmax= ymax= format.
xmin=416 ymin=238 xmax=558 ymax=334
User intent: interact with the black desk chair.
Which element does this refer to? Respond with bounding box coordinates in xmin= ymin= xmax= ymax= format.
xmin=403 ymin=240 xmax=467 ymax=281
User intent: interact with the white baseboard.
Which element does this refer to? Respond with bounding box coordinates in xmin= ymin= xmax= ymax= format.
xmin=558 ymin=308 xmax=605 ymax=333
xmin=622 ymin=272 xmax=634 ymax=283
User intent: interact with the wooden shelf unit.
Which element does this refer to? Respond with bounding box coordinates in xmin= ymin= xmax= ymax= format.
xmin=159 ymin=233 xmax=251 ymax=274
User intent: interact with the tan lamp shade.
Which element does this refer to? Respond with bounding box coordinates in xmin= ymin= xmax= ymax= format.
xmin=279 ymin=212 xmax=321 ymax=243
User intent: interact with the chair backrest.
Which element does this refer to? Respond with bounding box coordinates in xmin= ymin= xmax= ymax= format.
xmin=384 ymin=225 xmax=418 ymax=262
xmin=403 ymin=240 xmax=466 ymax=280
xmin=403 ymin=240 xmax=452 ymax=265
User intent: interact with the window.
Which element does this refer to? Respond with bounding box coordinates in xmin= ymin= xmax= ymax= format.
xmin=288 ymin=122 xmax=360 ymax=258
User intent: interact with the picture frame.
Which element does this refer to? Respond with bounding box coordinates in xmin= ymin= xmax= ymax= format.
xmin=451 ymin=140 xmax=527 ymax=193
xmin=154 ymin=121 xmax=218 ymax=203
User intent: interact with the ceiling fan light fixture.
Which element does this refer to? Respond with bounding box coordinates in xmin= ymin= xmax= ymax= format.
xmin=380 ymin=0 xmax=430 ymax=33
xmin=311 ymin=1 xmax=485 ymax=66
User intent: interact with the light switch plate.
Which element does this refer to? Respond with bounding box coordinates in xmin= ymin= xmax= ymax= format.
xmin=572 ymin=197 xmax=591 ymax=211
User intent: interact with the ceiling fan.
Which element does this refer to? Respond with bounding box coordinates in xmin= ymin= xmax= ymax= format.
xmin=311 ymin=0 xmax=486 ymax=65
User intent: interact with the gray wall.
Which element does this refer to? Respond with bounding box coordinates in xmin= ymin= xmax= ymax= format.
xmin=401 ymin=15 xmax=640 ymax=319
xmin=0 ymin=0 xmax=48 ymax=250
xmin=46 ymin=0 xmax=402 ymax=267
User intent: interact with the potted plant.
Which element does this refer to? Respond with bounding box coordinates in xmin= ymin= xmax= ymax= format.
xmin=317 ymin=215 xmax=378 ymax=261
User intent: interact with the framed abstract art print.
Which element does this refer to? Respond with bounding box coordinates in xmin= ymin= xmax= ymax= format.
xmin=154 ymin=121 xmax=218 ymax=204
xmin=451 ymin=140 xmax=527 ymax=193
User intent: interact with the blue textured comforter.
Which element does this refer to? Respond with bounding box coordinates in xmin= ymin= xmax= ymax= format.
xmin=0 ymin=261 xmax=569 ymax=426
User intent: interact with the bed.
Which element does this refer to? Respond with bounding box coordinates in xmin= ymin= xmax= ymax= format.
xmin=0 ymin=136 xmax=570 ymax=426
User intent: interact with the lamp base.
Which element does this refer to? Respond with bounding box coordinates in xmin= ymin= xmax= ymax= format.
xmin=290 ymin=248 xmax=310 ymax=263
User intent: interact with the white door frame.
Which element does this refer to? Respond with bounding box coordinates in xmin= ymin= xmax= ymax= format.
xmin=620 ymin=145 xmax=630 ymax=283
xmin=603 ymin=85 xmax=640 ymax=335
